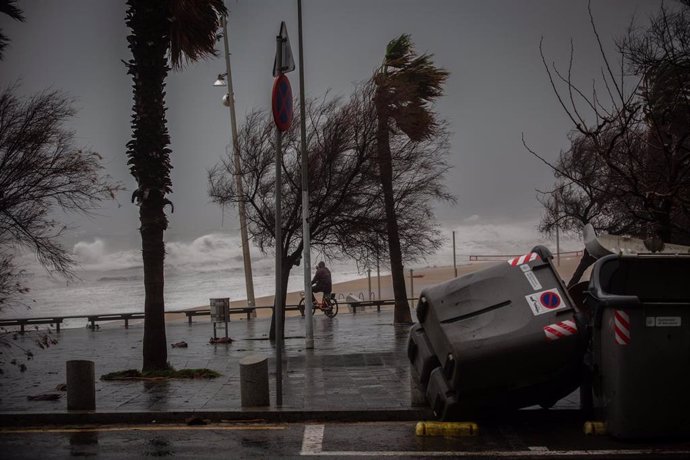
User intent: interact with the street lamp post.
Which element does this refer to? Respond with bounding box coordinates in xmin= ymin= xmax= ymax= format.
xmin=214 ymin=15 xmax=256 ymax=310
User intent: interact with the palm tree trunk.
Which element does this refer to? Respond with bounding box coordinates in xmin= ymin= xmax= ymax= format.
xmin=126 ymin=0 xmax=170 ymax=371
xmin=376 ymin=109 xmax=412 ymax=324
xmin=141 ymin=195 xmax=168 ymax=371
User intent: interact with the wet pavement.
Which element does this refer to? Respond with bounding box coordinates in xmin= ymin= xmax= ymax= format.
xmin=3 ymin=419 xmax=690 ymax=458
xmin=1 ymin=309 xmax=428 ymax=417
xmin=5 ymin=309 xmax=689 ymax=457
xmin=0 ymin=306 xmax=583 ymax=426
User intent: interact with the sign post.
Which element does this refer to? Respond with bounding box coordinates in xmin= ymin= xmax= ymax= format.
xmin=272 ymin=21 xmax=294 ymax=407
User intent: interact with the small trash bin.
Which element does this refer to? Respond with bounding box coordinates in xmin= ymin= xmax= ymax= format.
xmin=586 ymin=254 xmax=690 ymax=439
xmin=210 ymin=298 xmax=230 ymax=339
xmin=409 ymin=246 xmax=586 ymax=419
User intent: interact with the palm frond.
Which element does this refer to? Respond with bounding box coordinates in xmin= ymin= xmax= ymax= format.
xmin=384 ymin=34 xmax=413 ymax=69
xmin=376 ymin=34 xmax=449 ymax=141
xmin=168 ymin=0 xmax=227 ymax=70
xmin=0 ymin=0 xmax=24 ymax=21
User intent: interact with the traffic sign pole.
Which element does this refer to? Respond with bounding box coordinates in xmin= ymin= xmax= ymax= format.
xmin=274 ymin=31 xmax=284 ymax=408
xmin=272 ymin=19 xmax=296 ymax=408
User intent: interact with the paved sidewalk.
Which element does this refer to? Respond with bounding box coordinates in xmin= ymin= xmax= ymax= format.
xmin=0 ymin=308 xmax=428 ymax=420
xmin=0 ymin=308 xmax=579 ymax=425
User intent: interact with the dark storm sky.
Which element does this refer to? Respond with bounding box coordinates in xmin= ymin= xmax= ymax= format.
xmin=0 ymin=0 xmax=665 ymax=249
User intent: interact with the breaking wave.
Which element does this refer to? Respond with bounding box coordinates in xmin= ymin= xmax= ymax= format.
xmin=2 ymin=218 xmax=582 ymax=322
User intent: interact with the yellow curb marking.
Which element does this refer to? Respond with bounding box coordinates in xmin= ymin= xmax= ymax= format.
xmin=415 ymin=421 xmax=479 ymax=437
xmin=583 ymin=421 xmax=607 ymax=436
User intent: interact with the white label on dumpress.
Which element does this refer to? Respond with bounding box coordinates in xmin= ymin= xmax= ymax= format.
xmin=656 ymin=316 xmax=681 ymax=327
xmin=520 ymin=264 xmax=542 ymax=291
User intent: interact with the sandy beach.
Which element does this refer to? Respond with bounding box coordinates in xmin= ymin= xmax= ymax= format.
xmin=167 ymin=254 xmax=586 ymax=322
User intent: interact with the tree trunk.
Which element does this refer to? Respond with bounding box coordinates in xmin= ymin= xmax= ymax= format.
xmin=375 ymin=108 xmax=412 ymax=324
xmin=126 ymin=1 xmax=172 ymax=371
xmin=269 ymin=255 xmax=292 ymax=341
xmin=141 ymin=194 xmax=168 ymax=371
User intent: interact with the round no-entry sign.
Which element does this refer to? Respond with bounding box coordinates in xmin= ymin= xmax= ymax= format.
xmin=272 ymin=74 xmax=293 ymax=132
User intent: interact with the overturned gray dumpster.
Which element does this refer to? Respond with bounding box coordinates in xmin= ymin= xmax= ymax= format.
xmin=408 ymin=246 xmax=586 ymax=419
xmin=586 ymin=254 xmax=690 ymax=439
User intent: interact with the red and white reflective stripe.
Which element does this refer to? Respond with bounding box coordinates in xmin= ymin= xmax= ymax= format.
xmin=544 ymin=320 xmax=578 ymax=341
xmin=614 ymin=310 xmax=631 ymax=345
xmin=507 ymin=252 xmax=541 ymax=266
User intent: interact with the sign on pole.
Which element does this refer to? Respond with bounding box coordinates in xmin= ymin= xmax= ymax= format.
xmin=272 ymin=74 xmax=293 ymax=132
xmin=273 ymin=21 xmax=295 ymax=76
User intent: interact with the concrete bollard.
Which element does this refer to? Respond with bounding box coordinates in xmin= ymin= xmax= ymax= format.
xmin=66 ymin=360 xmax=95 ymax=411
xmin=239 ymin=354 xmax=269 ymax=407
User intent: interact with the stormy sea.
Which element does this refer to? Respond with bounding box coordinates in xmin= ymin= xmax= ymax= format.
xmin=1 ymin=221 xmax=580 ymax=329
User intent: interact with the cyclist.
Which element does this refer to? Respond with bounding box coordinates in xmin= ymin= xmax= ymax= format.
xmin=299 ymin=261 xmax=337 ymax=318
xmin=311 ymin=261 xmax=332 ymax=305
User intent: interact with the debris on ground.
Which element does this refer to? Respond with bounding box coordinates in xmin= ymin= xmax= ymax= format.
xmin=209 ymin=337 xmax=233 ymax=344
xmin=27 ymin=393 xmax=61 ymax=401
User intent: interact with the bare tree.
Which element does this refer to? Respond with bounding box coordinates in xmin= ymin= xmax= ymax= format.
xmin=208 ymin=86 xmax=453 ymax=336
xmin=0 ymin=87 xmax=121 ymax=308
xmin=531 ymin=2 xmax=690 ymax=246
xmin=344 ymin=119 xmax=455 ymax=271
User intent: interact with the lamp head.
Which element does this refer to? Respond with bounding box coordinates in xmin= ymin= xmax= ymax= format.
xmin=222 ymin=93 xmax=231 ymax=107
xmin=213 ymin=74 xmax=227 ymax=87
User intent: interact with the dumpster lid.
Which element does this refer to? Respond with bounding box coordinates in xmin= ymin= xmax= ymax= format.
xmin=590 ymin=254 xmax=690 ymax=302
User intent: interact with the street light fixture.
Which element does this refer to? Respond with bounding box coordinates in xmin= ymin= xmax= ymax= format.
xmin=213 ymin=74 xmax=226 ymax=87
xmin=214 ymin=16 xmax=256 ymax=311
xmin=213 ymin=75 xmax=233 ymax=107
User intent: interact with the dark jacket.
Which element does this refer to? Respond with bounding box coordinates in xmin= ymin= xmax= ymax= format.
xmin=311 ymin=266 xmax=332 ymax=294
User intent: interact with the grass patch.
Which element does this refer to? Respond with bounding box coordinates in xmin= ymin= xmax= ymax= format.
xmin=101 ymin=367 xmax=220 ymax=381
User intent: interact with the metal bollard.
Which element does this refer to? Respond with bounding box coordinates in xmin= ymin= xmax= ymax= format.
xmin=66 ymin=360 xmax=95 ymax=411
xmin=239 ymin=354 xmax=270 ymax=407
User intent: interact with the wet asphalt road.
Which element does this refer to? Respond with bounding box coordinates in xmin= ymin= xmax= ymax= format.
xmin=2 ymin=421 xmax=690 ymax=459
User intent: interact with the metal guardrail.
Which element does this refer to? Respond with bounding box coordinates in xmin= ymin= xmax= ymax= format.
xmin=0 ymin=312 xmax=147 ymax=333
xmin=0 ymin=300 xmax=409 ymax=332
xmin=183 ymin=305 xmax=302 ymax=324
xmin=469 ymin=250 xmax=583 ymax=262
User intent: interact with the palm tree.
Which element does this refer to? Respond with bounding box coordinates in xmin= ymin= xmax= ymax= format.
xmin=125 ymin=0 xmax=226 ymax=371
xmin=373 ymin=34 xmax=448 ymax=324
xmin=0 ymin=0 xmax=24 ymax=61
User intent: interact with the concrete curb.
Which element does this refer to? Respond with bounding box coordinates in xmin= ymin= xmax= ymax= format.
xmin=0 ymin=408 xmax=586 ymax=428
xmin=0 ymin=408 xmax=434 ymax=427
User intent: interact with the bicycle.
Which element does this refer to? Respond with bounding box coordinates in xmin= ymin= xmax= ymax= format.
xmin=298 ymin=291 xmax=339 ymax=318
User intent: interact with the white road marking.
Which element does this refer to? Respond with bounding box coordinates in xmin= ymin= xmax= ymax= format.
xmin=300 ymin=424 xmax=325 ymax=455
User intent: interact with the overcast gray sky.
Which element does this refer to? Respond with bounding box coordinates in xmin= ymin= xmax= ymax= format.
xmin=0 ymin=0 xmax=666 ymax=252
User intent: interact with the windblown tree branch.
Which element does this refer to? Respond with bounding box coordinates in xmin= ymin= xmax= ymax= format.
xmin=344 ymin=118 xmax=455 ymax=271
xmin=0 ymin=87 xmax=121 ymax=307
xmin=208 ymin=86 xmax=453 ymax=337
xmin=533 ymin=2 xmax=690 ymax=245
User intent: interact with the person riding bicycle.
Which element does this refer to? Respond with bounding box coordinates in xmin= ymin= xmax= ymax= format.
xmin=311 ymin=261 xmax=332 ymax=304
xmin=299 ymin=261 xmax=337 ymax=317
